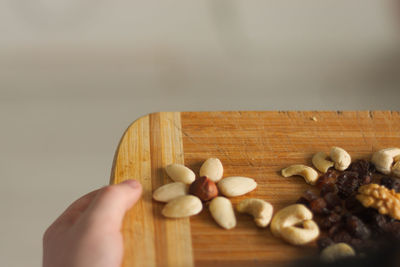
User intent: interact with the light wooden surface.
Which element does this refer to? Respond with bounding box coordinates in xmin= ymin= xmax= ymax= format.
xmin=111 ymin=111 xmax=400 ymax=267
xmin=112 ymin=113 xmax=193 ymax=267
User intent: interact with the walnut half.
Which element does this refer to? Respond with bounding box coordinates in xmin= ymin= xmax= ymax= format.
xmin=356 ymin=183 xmax=400 ymax=220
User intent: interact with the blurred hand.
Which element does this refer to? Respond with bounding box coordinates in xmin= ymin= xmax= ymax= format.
xmin=43 ymin=179 xmax=142 ymax=267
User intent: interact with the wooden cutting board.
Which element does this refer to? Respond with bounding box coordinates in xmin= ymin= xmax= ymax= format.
xmin=110 ymin=111 xmax=400 ymax=267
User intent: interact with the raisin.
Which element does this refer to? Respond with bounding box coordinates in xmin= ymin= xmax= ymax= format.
xmin=349 ymin=238 xmax=363 ymax=250
xmin=347 ymin=160 xmax=373 ymax=185
xmin=344 ymin=214 xmax=370 ymax=240
xmin=296 ymin=190 xmax=318 ymax=206
xmin=357 ymin=208 xmax=393 ymax=235
xmin=385 ymin=222 xmax=400 ymax=239
xmin=356 ymin=207 xmax=377 ymax=224
xmin=314 ymin=215 xmax=333 ymax=230
xmin=348 ymin=159 xmax=373 ymax=173
xmin=336 ymin=171 xmax=360 ymax=199
xmin=304 ymin=190 xmax=318 ymax=201
xmin=328 ymin=223 xmax=342 ymax=237
xmin=316 ymin=169 xmax=338 ymax=189
xmin=345 ymin=195 xmax=366 ymax=214
xmin=317 ymin=237 xmax=334 ymax=251
xmin=323 ymin=192 xmax=342 ymax=209
xmin=328 ymin=212 xmax=342 ymax=224
xmin=320 ymin=183 xmax=338 ymax=196
xmin=332 ymin=230 xmax=353 ymax=244
xmin=347 ymin=159 xmax=366 ymax=172
xmin=359 ymin=175 xmax=372 ymax=186
xmin=333 ymin=205 xmax=343 ymax=214
xmin=309 ymin=198 xmax=329 ymax=214
xmin=348 ymin=238 xmax=375 ymax=252
xmin=380 ymin=176 xmax=400 ymax=192
xmin=316 ymin=213 xmax=342 ymax=231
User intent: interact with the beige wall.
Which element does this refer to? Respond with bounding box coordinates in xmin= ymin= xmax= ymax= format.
xmin=1 ymin=1 xmax=399 ymax=266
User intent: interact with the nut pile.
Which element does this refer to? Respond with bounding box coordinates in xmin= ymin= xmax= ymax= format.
xmin=281 ymin=146 xmax=400 ymax=261
xmin=151 ymin=146 xmax=400 ymax=262
xmin=153 ymin=158 xmax=273 ymax=230
xmin=154 ymin=159 xmax=324 ymax=246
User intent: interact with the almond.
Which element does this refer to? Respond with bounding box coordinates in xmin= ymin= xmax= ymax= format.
xmin=209 ymin=197 xmax=236 ymax=229
xmin=200 ymin=158 xmax=224 ymax=182
xmin=165 ymin=163 xmax=196 ymax=184
xmin=153 ymin=182 xmax=188 ymax=202
xmin=217 ymin=176 xmax=257 ymax=197
xmin=162 ymin=195 xmax=202 ymax=218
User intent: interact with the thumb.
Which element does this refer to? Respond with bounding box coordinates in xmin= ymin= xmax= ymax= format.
xmin=82 ymin=179 xmax=142 ymax=230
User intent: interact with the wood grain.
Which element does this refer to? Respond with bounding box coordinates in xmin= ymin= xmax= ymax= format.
xmin=111 ymin=111 xmax=400 ymax=267
xmin=112 ymin=112 xmax=193 ymax=267
xmin=112 ymin=115 xmax=155 ymax=267
xmin=149 ymin=112 xmax=194 ymax=267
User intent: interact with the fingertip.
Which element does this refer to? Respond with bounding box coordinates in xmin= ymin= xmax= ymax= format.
xmin=120 ymin=179 xmax=141 ymax=189
xmin=85 ymin=179 xmax=143 ymax=223
xmin=120 ymin=179 xmax=143 ymax=202
xmin=111 ymin=179 xmax=143 ymax=203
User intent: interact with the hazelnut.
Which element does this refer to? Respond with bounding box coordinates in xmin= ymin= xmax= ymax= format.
xmin=189 ymin=176 xmax=218 ymax=201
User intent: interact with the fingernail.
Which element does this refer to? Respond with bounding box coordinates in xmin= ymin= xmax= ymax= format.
xmin=121 ymin=179 xmax=140 ymax=188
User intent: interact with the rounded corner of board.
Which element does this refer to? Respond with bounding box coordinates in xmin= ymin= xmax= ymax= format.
xmin=109 ymin=113 xmax=152 ymax=185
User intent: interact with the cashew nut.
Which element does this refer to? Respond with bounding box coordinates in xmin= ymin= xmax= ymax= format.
xmin=270 ymin=204 xmax=319 ymax=245
xmin=394 ymin=154 xmax=400 ymax=177
xmin=281 ymin=165 xmax=319 ymax=185
xmin=393 ymin=161 xmax=400 ymax=177
xmin=270 ymin=204 xmax=313 ymax=237
xmin=280 ymin=220 xmax=319 ymax=245
xmin=236 ymin=199 xmax=273 ymax=228
xmin=312 ymin=152 xmax=334 ymax=173
xmin=330 ymin=147 xmax=351 ymax=171
xmin=320 ymin=243 xmax=356 ymax=262
xmin=371 ymin=148 xmax=400 ymax=176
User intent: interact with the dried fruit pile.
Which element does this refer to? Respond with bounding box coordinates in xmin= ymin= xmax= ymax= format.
xmin=289 ymin=147 xmax=400 ymax=259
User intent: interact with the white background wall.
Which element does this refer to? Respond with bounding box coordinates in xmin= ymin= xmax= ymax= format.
xmin=1 ymin=1 xmax=400 ymax=266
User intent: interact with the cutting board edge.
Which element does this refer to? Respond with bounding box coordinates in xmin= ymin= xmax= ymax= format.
xmin=109 ymin=112 xmax=154 ymax=184
xmin=110 ymin=110 xmax=400 ymax=184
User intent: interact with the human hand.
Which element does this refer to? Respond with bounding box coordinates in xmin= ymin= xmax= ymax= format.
xmin=43 ymin=179 xmax=142 ymax=267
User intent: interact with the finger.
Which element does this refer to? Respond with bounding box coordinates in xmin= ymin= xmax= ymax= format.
xmin=82 ymin=179 xmax=142 ymax=230
xmin=52 ymin=188 xmax=102 ymax=226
